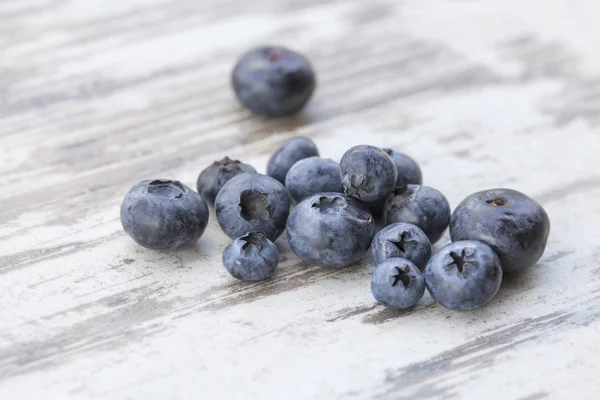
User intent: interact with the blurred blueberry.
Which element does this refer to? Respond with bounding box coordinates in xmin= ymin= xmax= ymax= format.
xmin=232 ymin=46 xmax=316 ymax=117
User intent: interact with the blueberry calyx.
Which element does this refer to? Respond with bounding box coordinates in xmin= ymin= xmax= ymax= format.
xmin=263 ymin=48 xmax=283 ymax=62
xmin=240 ymin=231 xmax=266 ymax=251
xmin=448 ymin=248 xmax=467 ymax=273
xmin=146 ymin=179 xmax=186 ymax=199
xmin=311 ymin=196 xmax=345 ymax=213
xmin=389 ymin=231 xmax=408 ymax=254
xmin=216 ymin=156 xmax=242 ymax=170
xmin=486 ymin=197 xmax=508 ymax=206
xmin=342 ymin=174 xmax=373 ymax=200
xmin=239 ymin=190 xmax=272 ymax=221
xmin=391 ymin=266 xmax=413 ymax=288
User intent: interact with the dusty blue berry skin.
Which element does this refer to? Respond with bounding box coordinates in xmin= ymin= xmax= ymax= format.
xmin=120 ymin=180 xmax=209 ymax=251
xmin=425 ymin=240 xmax=503 ymax=311
xmin=285 ymin=157 xmax=342 ymax=202
xmin=197 ymin=157 xmax=256 ymax=205
xmin=222 ymin=232 xmax=279 ymax=281
xmin=215 ymin=173 xmax=290 ymax=241
xmin=267 ymin=136 xmax=319 ymax=184
xmin=371 ymin=258 xmax=425 ymax=309
xmin=383 ymin=148 xmax=423 ymax=187
xmin=449 ymin=188 xmax=550 ymax=274
xmin=286 ymin=193 xmax=375 ymax=268
xmin=231 ymin=46 xmax=316 ymax=117
xmin=371 ymin=222 xmax=431 ymax=271
xmin=383 ymin=185 xmax=451 ymax=244
xmin=340 ymin=145 xmax=397 ymax=202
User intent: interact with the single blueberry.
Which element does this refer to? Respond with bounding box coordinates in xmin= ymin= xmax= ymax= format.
xmin=196 ymin=156 xmax=256 ymax=205
xmin=425 ymin=240 xmax=503 ymax=311
xmin=340 ymin=145 xmax=397 ymax=202
xmin=449 ymin=188 xmax=550 ymax=273
xmin=267 ymin=136 xmax=319 ymax=184
xmin=120 ymin=179 xmax=209 ymax=251
xmin=215 ymin=173 xmax=290 ymax=241
xmin=231 ymin=46 xmax=316 ymax=117
xmin=285 ymin=157 xmax=342 ymax=202
xmin=222 ymin=231 xmax=279 ymax=281
xmin=383 ymin=185 xmax=451 ymax=244
xmin=371 ymin=258 xmax=425 ymax=309
xmin=371 ymin=222 xmax=431 ymax=270
xmin=286 ymin=193 xmax=375 ymax=268
xmin=382 ymin=148 xmax=423 ymax=187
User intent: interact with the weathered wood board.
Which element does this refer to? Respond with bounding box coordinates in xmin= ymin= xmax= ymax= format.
xmin=1 ymin=0 xmax=600 ymax=399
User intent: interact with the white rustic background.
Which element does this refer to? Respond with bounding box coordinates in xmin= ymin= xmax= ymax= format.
xmin=1 ymin=0 xmax=599 ymax=399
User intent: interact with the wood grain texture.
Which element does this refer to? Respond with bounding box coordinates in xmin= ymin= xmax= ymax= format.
xmin=1 ymin=0 xmax=600 ymax=399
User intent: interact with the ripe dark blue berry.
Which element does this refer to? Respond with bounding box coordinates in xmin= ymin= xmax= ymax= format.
xmin=120 ymin=179 xmax=209 ymax=251
xmin=215 ymin=173 xmax=290 ymax=241
xmin=285 ymin=157 xmax=342 ymax=202
xmin=371 ymin=222 xmax=431 ymax=271
xmin=371 ymin=258 xmax=425 ymax=309
xmin=383 ymin=185 xmax=451 ymax=244
xmin=425 ymin=240 xmax=502 ymax=311
xmin=231 ymin=46 xmax=316 ymax=117
xmin=222 ymin=232 xmax=279 ymax=281
xmin=197 ymin=157 xmax=256 ymax=205
xmin=382 ymin=148 xmax=423 ymax=187
xmin=449 ymin=188 xmax=550 ymax=273
xmin=267 ymin=136 xmax=319 ymax=184
xmin=340 ymin=145 xmax=397 ymax=202
xmin=286 ymin=193 xmax=375 ymax=268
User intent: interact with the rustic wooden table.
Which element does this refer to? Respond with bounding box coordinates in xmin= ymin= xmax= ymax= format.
xmin=1 ymin=0 xmax=599 ymax=399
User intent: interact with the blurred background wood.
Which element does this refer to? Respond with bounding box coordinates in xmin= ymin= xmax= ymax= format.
xmin=1 ymin=0 xmax=600 ymax=399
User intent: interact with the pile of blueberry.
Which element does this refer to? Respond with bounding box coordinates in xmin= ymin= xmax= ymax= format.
xmin=120 ymin=46 xmax=551 ymax=311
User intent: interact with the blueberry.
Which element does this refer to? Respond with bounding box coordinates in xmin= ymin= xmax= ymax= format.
xmin=285 ymin=157 xmax=342 ymax=202
xmin=215 ymin=173 xmax=290 ymax=241
xmin=449 ymin=188 xmax=550 ymax=273
xmin=424 ymin=240 xmax=503 ymax=310
xmin=231 ymin=46 xmax=316 ymax=117
xmin=286 ymin=193 xmax=375 ymax=268
xmin=196 ymin=157 xmax=256 ymax=205
xmin=371 ymin=222 xmax=431 ymax=270
xmin=340 ymin=145 xmax=397 ymax=202
xmin=371 ymin=258 xmax=425 ymax=309
xmin=382 ymin=148 xmax=423 ymax=187
xmin=120 ymin=179 xmax=209 ymax=251
xmin=222 ymin=231 xmax=279 ymax=281
xmin=267 ymin=136 xmax=319 ymax=184
xmin=383 ymin=185 xmax=451 ymax=244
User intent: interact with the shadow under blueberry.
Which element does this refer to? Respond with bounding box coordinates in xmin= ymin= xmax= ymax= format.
xmin=241 ymin=110 xmax=316 ymax=138
xmin=499 ymin=264 xmax=540 ymax=292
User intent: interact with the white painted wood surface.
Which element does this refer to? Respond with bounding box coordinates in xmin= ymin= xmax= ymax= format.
xmin=1 ymin=0 xmax=600 ymax=399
